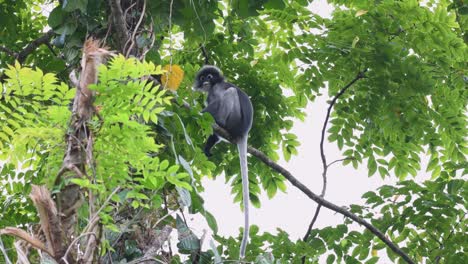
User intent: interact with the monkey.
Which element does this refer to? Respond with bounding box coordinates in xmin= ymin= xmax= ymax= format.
xmin=193 ymin=65 xmax=253 ymax=259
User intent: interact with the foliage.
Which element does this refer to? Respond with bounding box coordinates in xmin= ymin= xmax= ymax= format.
xmin=321 ymin=0 xmax=467 ymax=180
xmin=0 ymin=0 xmax=53 ymax=69
xmin=0 ymin=57 xmax=190 ymax=261
xmin=0 ymin=0 xmax=467 ymax=263
xmin=216 ymin=178 xmax=467 ymax=263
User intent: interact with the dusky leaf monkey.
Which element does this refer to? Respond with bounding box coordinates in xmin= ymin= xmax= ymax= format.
xmin=193 ymin=65 xmax=253 ymax=259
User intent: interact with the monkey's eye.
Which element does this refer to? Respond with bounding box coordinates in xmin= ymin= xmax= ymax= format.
xmin=207 ymin=74 xmax=213 ymax=80
xmin=200 ymin=76 xmax=205 ymax=81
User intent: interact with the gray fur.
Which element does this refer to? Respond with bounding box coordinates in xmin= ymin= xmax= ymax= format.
xmin=194 ymin=65 xmax=253 ymax=259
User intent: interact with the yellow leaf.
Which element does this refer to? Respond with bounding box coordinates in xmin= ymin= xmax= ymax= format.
xmin=355 ymin=10 xmax=368 ymax=17
xmin=161 ymin=64 xmax=184 ymax=91
xmin=371 ymin=249 xmax=378 ymax=257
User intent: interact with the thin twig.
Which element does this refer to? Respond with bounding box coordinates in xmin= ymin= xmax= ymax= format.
xmin=0 ymin=236 xmax=12 ymax=264
xmin=151 ymin=210 xmax=179 ymax=229
xmin=125 ymin=0 xmax=146 ymax=57
xmin=167 ymin=0 xmax=175 ymax=87
xmin=140 ymin=16 xmax=155 ymax=60
xmin=83 ymin=186 xmax=121 ymax=234
xmin=122 ymin=2 xmax=138 ymax=52
xmin=126 ymin=225 xmax=172 ymax=264
xmin=327 ymin=157 xmax=354 ymax=168
xmin=190 ymin=0 xmax=207 ymax=47
xmin=103 ymin=15 xmax=113 ymax=45
xmin=200 ymin=44 xmax=210 ymax=64
xmin=302 ymin=70 xmax=368 ymax=248
xmin=61 ymin=232 xmax=97 ymax=263
xmin=123 ymin=2 xmax=137 ymax=22
xmin=13 ymin=240 xmax=30 ymax=264
xmin=82 ymin=183 xmax=98 ymax=262
xmin=162 ymin=188 xmax=173 ymax=258
xmin=110 ymin=208 xmax=144 ymax=248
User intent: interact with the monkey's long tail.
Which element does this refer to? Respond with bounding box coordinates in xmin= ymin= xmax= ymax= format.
xmin=238 ymin=136 xmax=249 ymax=259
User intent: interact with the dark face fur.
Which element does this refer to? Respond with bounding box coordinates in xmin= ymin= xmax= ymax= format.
xmin=193 ymin=65 xmax=224 ymax=92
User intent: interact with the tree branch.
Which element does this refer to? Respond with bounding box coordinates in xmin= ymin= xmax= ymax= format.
xmin=29 ymin=185 xmax=63 ymax=258
xmin=0 ymin=30 xmax=55 ymax=82
xmin=200 ymin=44 xmax=210 ymax=65
xmin=212 ymin=120 xmax=414 ymax=264
xmin=17 ymin=30 xmax=54 ymax=64
xmin=0 ymin=46 xmax=17 ymax=57
xmin=302 ymin=69 xmax=367 ymax=246
xmin=0 ymin=227 xmax=54 ymax=257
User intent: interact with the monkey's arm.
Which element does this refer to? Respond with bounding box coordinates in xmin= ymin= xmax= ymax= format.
xmin=201 ymin=87 xmax=241 ymax=128
xmin=214 ymin=87 xmax=241 ymax=128
xmin=201 ymin=101 xmax=219 ymax=115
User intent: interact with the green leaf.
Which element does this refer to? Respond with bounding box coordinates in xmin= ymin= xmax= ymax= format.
xmin=48 ymin=7 xmax=65 ymax=28
xmin=204 ymin=211 xmax=218 ymax=234
xmin=266 ymin=182 xmax=277 ymax=198
xmin=447 ymin=179 xmax=463 ymax=194
xmin=176 ymin=186 xmax=191 ymax=207
xmin=264 ymin=0 xmax=285 ymax=9
xmin=178 ymin=155 xmax=194 ymax=179
xmin=326 ymin=254 xmax=336 ymax=264
xmin=167 ymin=165 xmax=180 ymax=175
xmin=276 ymin=180 xmax=287 ymax=193
xmin=142 ymin=110 xmax=150 ymax=123
xmin=70 ymin=178 xmax=90 ymax=187
xmin=56 ymin=23 xmax=77 ymax=36
xmin=365 ymin=257 xmax=379 ymax=264
xmin=176 ymin=215 xmax=200 ymax=252
xmin=160 ymin=160 xmax=169 ymax=170
xmin=63 ymin=0 xmax=88 ymax=13
xmin=175 ymin=114 xmax=193 ymax=147
xmin=368 ymin=157 xmax=377 ymax=176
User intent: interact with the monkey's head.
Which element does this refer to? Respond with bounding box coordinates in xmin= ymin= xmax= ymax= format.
xmin=193 ymin=65 xmax=224 ymax=92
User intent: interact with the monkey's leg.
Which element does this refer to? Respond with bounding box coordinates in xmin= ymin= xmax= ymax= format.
xmin=204 ymin=134 xmax=220 ymax=157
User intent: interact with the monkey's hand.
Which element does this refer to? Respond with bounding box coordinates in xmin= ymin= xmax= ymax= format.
xmin=201 ymin=99 xmax=221 ymax=117
xmin=203 ymin=148 xmax=213 ymax=157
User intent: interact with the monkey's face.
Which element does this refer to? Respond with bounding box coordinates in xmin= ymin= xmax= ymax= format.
xmin=193 ymin=65 xmax=224 ymax=92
